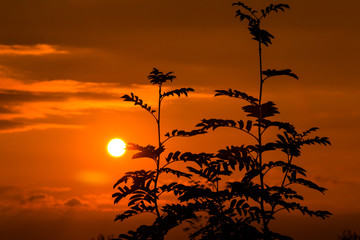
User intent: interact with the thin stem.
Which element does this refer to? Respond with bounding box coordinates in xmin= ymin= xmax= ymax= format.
xmin=154 ymin=84 xmax=162 ymax=221
xmin=281 ymin=154 xmax=293 ymax=188
xmin=150 ymin=112 xmax=158 ymax=122
xmin=256 ymin=21 xmax=269 ymax=238
xmin=264 ymin=154 xmax=294 ymax=228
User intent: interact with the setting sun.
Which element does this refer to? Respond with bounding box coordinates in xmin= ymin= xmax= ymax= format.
xmin=107 ymin=138 xmax=126 ymax=157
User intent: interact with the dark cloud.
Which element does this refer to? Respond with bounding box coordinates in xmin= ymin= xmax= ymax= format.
xmin=0 ymin=86 xmax=123 ymax=131
xmin=27 ymin=194 xmax=47 ymax=202
xmin=0 ymin=105 xmax=17 ymax=114
xmin=0 ymin=0 xmax=232 ymax=46
xmin=0 ymin=186 xmax=17 ymax=194
xmin=64 ymin=197 xmax=83 ymax=207
xmin=0 ymin=119 xmax=24 ymax=130
xmin=0 ymin=0 xmax=357 ymax=87
xmin=0 ymin=89 xmax=119 ymax=103
xmin=0 ymin=89 xmax=66 ymax=103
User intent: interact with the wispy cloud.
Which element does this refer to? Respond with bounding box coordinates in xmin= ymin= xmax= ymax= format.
xmin=0 ymin=74 xmax=145 ymax=132
xmin=0 ymin=71 xmax=212 ymax=133
xmin=0 ymin=185 xmax=120 ymax=213
xmin=0 ymin=44 xmax=68 ymax=56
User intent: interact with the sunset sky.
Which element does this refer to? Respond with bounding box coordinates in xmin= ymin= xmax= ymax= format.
xmin=0 ymin=0 xmax=359 ymax=239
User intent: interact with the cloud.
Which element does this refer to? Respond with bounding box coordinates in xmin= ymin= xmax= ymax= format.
xmin=0 ymin=119 xmax=23 ymax=129
xmin=0 ymin=185 xmax=119 ymax=213
xmin=64 ymin=197 xmax=84 ymax=207
xmin=0 ymin=44 xmax=68 ymax=56
xmin=27 ymin=194 xmax=47 ymax=202
xmin=0 ymin=72 xmax=212 ymax=133
xmin=0 ymin=76 xmax=131 ymax=132
xmin=0 ymin=186 xmax=59 ymax=212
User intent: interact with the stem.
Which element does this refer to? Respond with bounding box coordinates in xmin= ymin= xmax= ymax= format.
xmin=257 ymin=21 xmax=269 ymax=239
xmin=281 ymin=154 xmax=293 ymax=188
xmin=265 ymin=154 xmax=294 ymax=227
xmin=154 ymin=84 xmax=162 ymax=228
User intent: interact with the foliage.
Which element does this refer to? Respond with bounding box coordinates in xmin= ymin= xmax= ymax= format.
xmin=112 ymin=68 xmax=204 ymax=239
xmin=91 ymin=234 xmax=114 ymax=240
xmin=112 ymin=1 xmax=331 ymax=240
xmin=338 ymin=230 xmax=360 ymax=240
xmin=173 ymin=1 xmax=331 ymax=239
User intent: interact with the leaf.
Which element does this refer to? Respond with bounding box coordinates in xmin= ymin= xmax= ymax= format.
xmin=242 ymin=101 xmax=279 ymax=118
xmin=215 ymin=89 xmax=259 ymax=104
xmin=113 ymin=175 xmax=130 ymax=189
xmin=216 ymin=145 xmax=253 ymax=172
xmin=196 ymin=118 xmax=245 ymax=131
xmin=261 ymin=119 xmax=297 ymax=135
xmin=301 ymin=136 xmax=331 ymax=146
xmin=112 ymin=170 xmax=156 ymax=206
xmin=161 ymin=88 xmax=194 ymax=98
xmin=263 ymin=69 xmax=299 ymax=80
xmin=292 ymin=178 xmax=327 ymax=194
xmin=238 ymin=120 xmax=244 ymax=129
xmin=127 ymin=143 xmax=165 ymax=160
xmin=121 ymin=93 xmax=156 ymax=114
xmin=232 ymin=2 xmax=257 ymax=14
xmin=261 ymin=3 xmax=290 ymax=18
xmin=160 ymin=167 xmax=192 ymax=178
xmin=165 ymin=152 xmax=173 ymax=163
xmin=234 ymin=10 xmax=256 ymax=25
xmin=266 ymin=161 xmax=307 ymax=176
xmin=301 ymin=127 xmax=319 ymax=137
xmin=114 ymin=209 xmax=138 ymax=222
xmin=248 ymin=25 xmax=274 ymax=47
xmin=230 ymin=199 xmax=237 ymax=209
xmin=245 ymin=120 xmax=252 ymax=132
xmin=147 ymin=68 xmax=176 ymax=85
xmin=164 ymin=129 xmax=206 ymax=138
xmin=179 ymin=152 xmax=214 ymax=167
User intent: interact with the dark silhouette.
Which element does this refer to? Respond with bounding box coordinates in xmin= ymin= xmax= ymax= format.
xmin=180 ymin=2 xmax=331 ymax=239
xmin=112 ymin=1 xmax=331 ymax=240
xmin=338 ymin=230 xmax=360 ymax=240
xmin=91 ymin=234 xmax=114 ymax=240
xmin=112 ymin=68 xmax=203 ymax=239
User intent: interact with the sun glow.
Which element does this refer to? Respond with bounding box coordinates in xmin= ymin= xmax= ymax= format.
xmin=107 ymin=138 xmax=126 ymax=157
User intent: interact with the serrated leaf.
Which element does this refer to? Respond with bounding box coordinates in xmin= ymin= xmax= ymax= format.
xmin=161 ymin=88 xmax=194 ymax=98
xmin=246 ymin=120 xmax=252 ymax=132
xmin=263 ymin=69 xmax=299 ymax=80
xmin=238 ymin=120 xmax=244 ymax=129
xmin=215 ymin=89 xmax=259 ymax=104
xmin=147 ymin=68 xmax=176 ymax=85
xmin=121 ymin=93 xmax=156 ymax=114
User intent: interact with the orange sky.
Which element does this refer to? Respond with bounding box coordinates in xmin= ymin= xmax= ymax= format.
xmin=0 ymin=0 xmax=359 ymax=239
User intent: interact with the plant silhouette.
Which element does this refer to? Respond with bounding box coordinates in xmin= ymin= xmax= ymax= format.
xmin=112 ymin=1 xmax=331 ymax=240
xmin=91 ymin=234 xmax=114 ymax=240
xmin=112 ymin=68 xmax=205 ymax=239
xmin=172 ymin=1 xmax=331 ymax=239
xmin=338 ymin=230 xmax=360 ymax=240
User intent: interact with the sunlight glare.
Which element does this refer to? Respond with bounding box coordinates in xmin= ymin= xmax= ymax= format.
xmin=107 ymin=138 xmax=126 ymax=157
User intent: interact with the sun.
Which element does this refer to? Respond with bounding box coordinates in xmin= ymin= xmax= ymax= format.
xmin=107 ymin=138 xmax=126 ymax=157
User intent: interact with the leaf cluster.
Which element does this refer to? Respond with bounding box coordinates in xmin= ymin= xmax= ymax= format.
xmin=113 ymin=68 xmax=203 ymax=239
xmin=232 ymin=1 xmax=290 ymax=47
xmin=112 ymin=1 xmax=331 ymax=239
xmin=148 ymin=68 xmax=176 ymax=85
xmin=121 ymin=93 xmax=155 ymax=115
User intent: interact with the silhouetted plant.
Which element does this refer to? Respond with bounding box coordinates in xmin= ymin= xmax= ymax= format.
xmin=338 ymin=230 xmax=360 ymax=240
xmin=91 ymin=234 xmax=114 ymax=240
xmin=112 ymin=1 xmax=332 ymax=240
xmin=168 ymin=1 xmax=331 ymax=239
xmin=112 ymin=68 xmax=205 ymax=239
